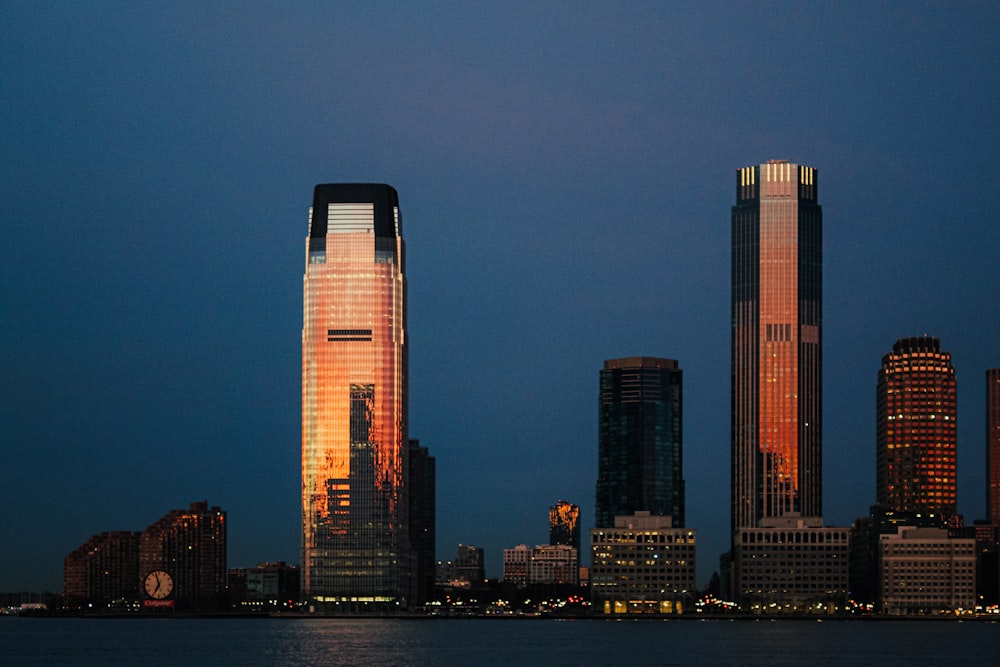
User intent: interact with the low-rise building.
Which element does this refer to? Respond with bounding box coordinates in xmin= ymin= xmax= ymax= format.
xmin=590 ymin=512 xmax=695 ymax=614
xmin=879 ymin=526 xmax=976 ymax=614
xmin=733 ymin=516 xmax=849 ymax=614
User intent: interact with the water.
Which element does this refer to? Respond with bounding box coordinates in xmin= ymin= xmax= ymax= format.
xmin=3 ymin=617 xmax=998 ymax=666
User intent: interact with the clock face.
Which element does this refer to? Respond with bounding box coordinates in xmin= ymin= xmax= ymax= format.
xmin=144 ymin=570 xmax=174 ymax=599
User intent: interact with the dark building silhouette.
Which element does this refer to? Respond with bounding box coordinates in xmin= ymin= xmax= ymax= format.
xmin=549 ymin=500 xmax=580 ymax=552
xmin=63 ymin=531 xmax=141 ymax=608
xmin=408 ymin=439 xmax=436 ymax=606
xmin=988 ymin=369 xmax=1000 ymax=524
xmin=139 ymin=501 xmax=227 ymax=610
xmin=455 ymin=545 xmax=485 ymax=584
xmin=301 ymin=184 xmax=411 ymax=610
xmin=731 ymin=160 xmax=822 ymax=533
xmin=876 ymin=336 xmax=957 ymax=517
xmin=596 ymin=357 xmax=684 ymax=528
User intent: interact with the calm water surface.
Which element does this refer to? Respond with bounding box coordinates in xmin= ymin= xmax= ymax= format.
xmin=3 ymin=617 xmax=998 ymax=666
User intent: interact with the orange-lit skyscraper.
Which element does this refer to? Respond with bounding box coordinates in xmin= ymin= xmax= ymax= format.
xmin=989 ymin=369 xmax=1000 ymax=524
xmin=302 ymin=184 xmax=410 ymax=608
xmin=731 ymin=160 xmax=822 ymax=533
xmin=876 ymin=336 xmax=957 ymax=517
xmin=549 ymin=499 xmax=581 ymax=552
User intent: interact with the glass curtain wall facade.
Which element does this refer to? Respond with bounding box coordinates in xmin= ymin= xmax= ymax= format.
xmin=876 ymin=336 xmax=957 ymax=517
xmin=731 ymin=161 xmax=822 ymax=534
xmin=989 ymin=369 xmax=1000 ymax=524
xmin=596 ymin=357 xmax=684 ymax=528
xmin=302 ymin=184 xmax=409 ymax=608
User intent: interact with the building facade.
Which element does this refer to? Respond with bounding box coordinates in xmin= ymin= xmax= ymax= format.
xmin=596 ymin=357 xmax=684 ymax=528
xmin=139 ymin=501 xmax=227 ymax=610
xmin=732 ymin=517 xmax=849 ymax=613
xmin=63 ymin=531 xmax=141 ymax=608
xmin=301 ymin=184 xmax=410 ymax=608
xmin=876 ymin=336 xmax=957 ymax=517
xmin=408 ymin=439 xmax=436 ymax=606
xmin=455 ymin=545 xmax=485 ymax=585
xmin=731 ymin=160 xmax=822 ymax=533
xmin=503 ymin=544 xmax=579 ymax=586
xmin=988 ymin=369 xmax=1000 ymax=524
xmin=590 ymin=512 xmax=696 ymax=614
xmin=503 ymin=544 xmax=531 ymax=584
xmin=549 ymin=500 xmax=581 ymax=552
xmin=878 ymin=526 xmax=975 ymax=614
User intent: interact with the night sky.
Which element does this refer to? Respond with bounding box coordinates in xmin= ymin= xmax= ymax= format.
xmin=3 ymin=2 xmax=998 ymax=592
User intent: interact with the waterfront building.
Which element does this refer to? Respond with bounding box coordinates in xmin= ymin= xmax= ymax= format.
xmin=876 ymin=336 xmax=957 ymax=517
xmin=878 ymin=526 xmax=975 ymax=614
xmin=549 ymin=500 xmax=581 ymax=552
xmin=596 ymin=357 xmax=684 ymax=528
xmin=503 ymin=544 xmax=579 ymax=586
xmin=408 ymin=439 xmax=436 ymax=606
xmin=503 ymin=544 xmax=530 ymax=584
xmin=590 ymin=512 xmax=696 ymax=614
xmin=63 ymin=531 xmax=141 ymax=608
xmin=731 ymin=160 xmax=822 ymax=533
xmin=455 ymin=544 xmax=485 ymax=584
xmin=988 ymin=370 xmax=1000 ymax=524
xmin=529 ymin=545 xmax=578 ymax=585
xmin=849 ymin=507 xmax=947 ymax=607
xmin=732 ymin=516 xmax=849 ymax=613
xmin=139 ymin=501 xmax=227 ymax=610
xmin=301 ymin=184 xmax=410 ymax=609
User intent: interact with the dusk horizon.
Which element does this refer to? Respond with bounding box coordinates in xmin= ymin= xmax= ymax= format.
xmin=3 ymin=2 xmax=998 ymax=595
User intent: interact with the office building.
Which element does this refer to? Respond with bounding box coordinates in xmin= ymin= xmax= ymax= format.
xmin=731 ymin=160 xmax=822 ymax=533
xmin=878 ymin=526 xmax=975 ymax=614
xmin=139 ymin=501 xmax=227 ymax=610
xmin=301 ymin=184 xmax=410 ymax=609
xmin=455 ymin=545 xmax=485 ymax=584
xmin=590 ymin=512 xmax=696 ymax=614
xmin=988 ymin=369 xmax=1000 ymax=524
xmin=732 ymin=517 xmax=849 ymax=613
xmin=503 ymin=544 xmax=579 ymax=586
xmin=408 ymin=439 xmax=436 ymax=606
xmin=549 ymin=500 xmax=580 ymax=552
xmin=503 ymin=544 xmax=531 ymax=584
xmin=876 ymin=336 xmax=957 ymax=517
xmin=596 ymin=357 xmax=684 ymax=528
xmin=529 ymin=545 xmax=579 ymax=586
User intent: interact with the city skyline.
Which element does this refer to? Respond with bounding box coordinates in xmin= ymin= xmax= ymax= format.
xmin=3 ymin=3 xmax=998 ymax=592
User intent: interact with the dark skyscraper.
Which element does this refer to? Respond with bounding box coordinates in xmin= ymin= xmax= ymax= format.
xmin=549 ymin=500 xmax=581 ymax=552
xmin=989 ymin=370 xmax=1000 ymax=524
xmin=408 ymin=439 xmax=435 ymax=606
xmin=596 ymin=357 xmax=684 ymax=528
xmin=731 ymin=160 xmax=822 ymax=533
xmin=301 ymin=184 xmax=410 ymax=608
xmin=876 ymin=336 xmax=957 ymax=517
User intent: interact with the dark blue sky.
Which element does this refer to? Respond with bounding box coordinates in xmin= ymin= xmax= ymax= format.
xmin=2 ymin=2 xmax=998 ymax=591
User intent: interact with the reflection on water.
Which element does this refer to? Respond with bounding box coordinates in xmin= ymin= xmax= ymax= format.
xmin=3 ymin=617 xmax=998 ymax=667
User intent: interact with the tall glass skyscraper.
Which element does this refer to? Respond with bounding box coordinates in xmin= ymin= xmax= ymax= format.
xmin=596 ymin=357 xmax=684 ymax=528
xmin=731 ymin=160 xmax=822 ymax=533
xmin=301 ymin=184 xmax=409 ymax=608
xmin=876 ymin=336 xmax=957 ymax=517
